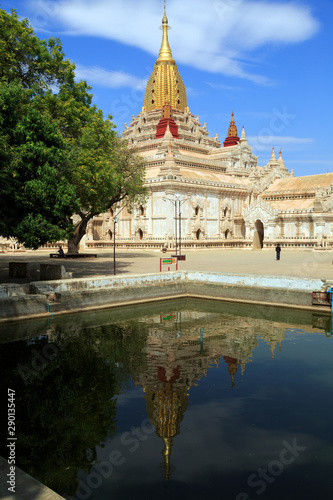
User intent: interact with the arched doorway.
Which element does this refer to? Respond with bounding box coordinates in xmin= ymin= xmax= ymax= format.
xmin=225 ymin=229 xmax=230 ymax=239
xmin=138 ymin=229 xmax=143 ymax=240
xmin=196 ymin=229 xmax=201 ymax=240
xmin=108 ymin=229 xmax=113 ymax=241
xmin=253 ymin=219 xmax=264 ymax=249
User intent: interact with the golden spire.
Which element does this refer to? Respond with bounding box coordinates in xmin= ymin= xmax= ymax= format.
xmin=157 ymin=6 xmax=175 ymax=63
xmin=228 ymin=112 xmax=238 ymax=137
xmin=143 ymin=6 xmax=187 ymax=112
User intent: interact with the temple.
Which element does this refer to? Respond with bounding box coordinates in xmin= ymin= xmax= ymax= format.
xmin=86 ymin=8 xmax=333 ymax=251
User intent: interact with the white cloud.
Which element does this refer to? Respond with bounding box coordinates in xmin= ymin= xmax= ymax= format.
xmin=186 ymin=87 xmax=207 ymax=97
xmin=30 ymin=0 xmax=319 ymax=84
xmin=206 ymin=82 xmax=244 ymax=91
xmin=248 ymin=135 xmax=315 ymax=151
xmin=75 ymin=64 xmax=147 ymax=90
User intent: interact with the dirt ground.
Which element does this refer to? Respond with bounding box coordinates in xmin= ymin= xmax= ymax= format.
xmin=1 ymin=247 xmax=333 ymax=283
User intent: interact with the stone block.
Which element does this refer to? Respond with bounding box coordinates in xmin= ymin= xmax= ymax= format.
xmin=0 ymin=284 xmax=28 ymax=298
xmin=9 ymin=262 xmax=39 ymax=279
xmin=40 ymin=264 xmax=73 ymax=281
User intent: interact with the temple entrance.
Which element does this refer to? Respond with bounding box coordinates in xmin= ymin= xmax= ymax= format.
xmin=253 ymin=219 xmax=264 ymax=249
xmin=138 ymin=229 xmax=143 ymax=240
xmin=196 ymin=229 xmax=201 ymax=240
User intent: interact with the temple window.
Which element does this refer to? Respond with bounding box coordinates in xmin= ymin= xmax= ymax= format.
xmin=139 ymin=205 xmax=145 ymax=216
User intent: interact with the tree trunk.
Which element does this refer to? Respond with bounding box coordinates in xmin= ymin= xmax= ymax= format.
xmin=67 ymin=218 xmax=90 ymax=254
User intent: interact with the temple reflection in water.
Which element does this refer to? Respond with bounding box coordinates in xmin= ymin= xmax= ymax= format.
xmin=131 ymin=308 xmax=288 ymax=480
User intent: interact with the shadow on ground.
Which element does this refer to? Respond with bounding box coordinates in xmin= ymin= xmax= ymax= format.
xmin=0 ymin=251 xmax=159 ymax=284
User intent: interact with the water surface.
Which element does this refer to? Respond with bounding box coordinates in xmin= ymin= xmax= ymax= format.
xmin=0 ymin=300 xmax=332 ymax=499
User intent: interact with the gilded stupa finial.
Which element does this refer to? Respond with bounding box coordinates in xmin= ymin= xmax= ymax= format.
xmin=158 ymin=2 xmax=174 ymax=62
xmin=143 ymin=4 xmax=187 ymax=112
xmin=228 ymin=111 xmax=238 ymax=137
xmin=223 ymin=112 xmax=240 ymax=147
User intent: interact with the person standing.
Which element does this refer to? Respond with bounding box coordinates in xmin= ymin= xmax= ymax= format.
xmin=275 ymin=243 xmax=281 ymax=261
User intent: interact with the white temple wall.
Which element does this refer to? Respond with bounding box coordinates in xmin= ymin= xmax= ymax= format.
xmin=87 ymin=178 xmax=333 ymax=248
xmin=149 ymin=191 xmax=165 ymax=238
xmin=265 ymin=223 xmax=276 ymax=240
xmin=205 ymin=194 xmax=219 ymax=238
xmin=283 ymin=222 xmax=296 ymax=238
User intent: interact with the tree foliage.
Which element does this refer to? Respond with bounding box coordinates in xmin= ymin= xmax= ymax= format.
xmin=0 ymin=9 xmax=74 ymax=89
xmin=0 ymin=9 xmax=146 ymax=250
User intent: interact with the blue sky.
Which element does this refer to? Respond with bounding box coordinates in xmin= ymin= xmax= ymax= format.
xmin=3 ymin=0 xmax=333 ymax=176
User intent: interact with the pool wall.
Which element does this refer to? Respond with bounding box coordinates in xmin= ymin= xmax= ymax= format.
xmin=0 ymin=271 xmax=330 ymax=323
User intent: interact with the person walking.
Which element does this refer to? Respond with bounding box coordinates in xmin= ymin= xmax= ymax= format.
xmin=275 ymin=243 xmax=281 ymax=261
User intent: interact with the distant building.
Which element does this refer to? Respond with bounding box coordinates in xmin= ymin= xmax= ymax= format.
xmin=87 ymin=8 xmax=333 ymax=251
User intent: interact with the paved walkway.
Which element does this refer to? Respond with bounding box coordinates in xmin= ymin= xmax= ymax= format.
xmin=1 ymin=247 xmax=333 ymax=283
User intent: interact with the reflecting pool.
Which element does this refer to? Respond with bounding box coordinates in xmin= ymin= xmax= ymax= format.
xmin=1 ymin=299 xmax=333 ymax=499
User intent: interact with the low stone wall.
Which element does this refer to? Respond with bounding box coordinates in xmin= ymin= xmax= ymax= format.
xmin=30 ymin=271 xmax=324 ymax=294
xmin=0 ymin=456 xmax=64 ymax=500
xmin=0 ymin=271 xmax=329 ymax=323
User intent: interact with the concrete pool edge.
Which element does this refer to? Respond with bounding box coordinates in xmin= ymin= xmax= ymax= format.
xmin=0 ymin=271 xmax=330 ymax=323
xmin=0 ymin=456 xmax=65 ymax=500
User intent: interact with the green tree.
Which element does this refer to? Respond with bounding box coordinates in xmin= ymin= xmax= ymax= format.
xmin=0 ymin=81 xmax=79 ymax=245
xmin=0 ymin=9 xmax=146 ymax=251
xmin=0 ymin=9 xmax=75 ymax=89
